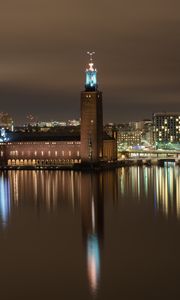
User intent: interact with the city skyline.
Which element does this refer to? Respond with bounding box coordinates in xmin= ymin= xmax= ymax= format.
xmin=1 ymin=0 xmax=180 ymax=123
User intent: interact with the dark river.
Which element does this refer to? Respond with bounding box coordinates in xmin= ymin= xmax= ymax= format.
xmin=0 ymin=166 xmax=180 ymax=300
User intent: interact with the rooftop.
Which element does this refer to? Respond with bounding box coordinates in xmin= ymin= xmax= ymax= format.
xmin=6 ymin=132 xmax=115 ymax=142
xmin=153 ymin=112 xmax=180 ymax=117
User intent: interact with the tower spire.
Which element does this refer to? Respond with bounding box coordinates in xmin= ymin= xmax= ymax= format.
xmin=85 ymin=51 xmax=98 ymax=91
xmin=87 ymin=51 xmax=95 ymax=62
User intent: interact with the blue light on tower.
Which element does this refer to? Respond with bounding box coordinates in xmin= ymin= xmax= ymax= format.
xmin=85 ymin=51 xmax=98 ymax=91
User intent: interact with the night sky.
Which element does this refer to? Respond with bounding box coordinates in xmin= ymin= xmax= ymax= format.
xmin=1 ymin=0 xmax=180 ymax=124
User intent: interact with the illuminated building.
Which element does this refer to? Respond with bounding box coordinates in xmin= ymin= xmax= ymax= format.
xmin=142 ymin=120 xmax=153 ymax=146
xmin=153 ymin=112 xmax=180 ymax=148
xmin=0 ymin=54 xmax=117 ymax=168
xmin=129 ymin=121 xmax=145 ymax=131
xmin=0 ymin=112 xmax=13 ymax=131
xmin=67 ymin=119 xmax=80 ymax=127
xmin=117 ymin=129 xmax=142 ymax=149
xmin=115 ymin=120 xmax=154 ymax=150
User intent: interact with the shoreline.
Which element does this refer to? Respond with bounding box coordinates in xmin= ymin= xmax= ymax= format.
xmin=0 ymin=159 xmax=179 ymax=171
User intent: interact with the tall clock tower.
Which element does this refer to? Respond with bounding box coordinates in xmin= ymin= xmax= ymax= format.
xmin=80 ymin=53 xmax=103 ymax=162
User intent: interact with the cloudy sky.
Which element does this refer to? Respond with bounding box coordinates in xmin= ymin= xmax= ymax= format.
xmin=0 ymin=0 xmax=180 ymax=123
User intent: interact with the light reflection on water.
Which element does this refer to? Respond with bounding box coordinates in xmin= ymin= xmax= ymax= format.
xmin=87 ymin=234 xmax=100 ymax=294
xmin=0 ymin=173 xmax=10 ymax=227
xmin=117 ymin=166 xmax=180 ymax=219
xmin=0 ymin=166 xmax=179 ymax=297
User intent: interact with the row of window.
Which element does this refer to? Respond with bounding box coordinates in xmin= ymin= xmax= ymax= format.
xmin=85 ymin=94 xmax=100 ymax=98
xmin=9 ymin=150 xmax=80 ymax=157
xmin=119 ymin=138 xmax=141 ymax=140
xmin=154 ymin=116 xmax=180 ymax=120
xmin=7 ymin=159 xmax=81 ymax=166
xmin=7 ymin=141 xmax=81 ymax=145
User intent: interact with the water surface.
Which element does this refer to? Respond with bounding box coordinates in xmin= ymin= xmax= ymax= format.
xmin=0 ymin=166 xmax=180 ymax=299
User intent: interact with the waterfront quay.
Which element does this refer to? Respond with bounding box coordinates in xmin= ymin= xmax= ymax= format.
xmin=0 ymin=150 xmax=180 ymax=170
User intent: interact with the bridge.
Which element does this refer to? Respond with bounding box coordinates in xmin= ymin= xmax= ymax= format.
xmin=118 ymin=150 xmax=180 ymax=166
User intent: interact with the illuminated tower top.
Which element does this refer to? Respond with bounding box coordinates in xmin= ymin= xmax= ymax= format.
xmin=85 ymin=52 xmax=98 ymax=91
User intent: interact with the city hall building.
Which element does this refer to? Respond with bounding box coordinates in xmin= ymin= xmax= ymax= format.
xmin=0 ymin=55 xmax=117 ymax=168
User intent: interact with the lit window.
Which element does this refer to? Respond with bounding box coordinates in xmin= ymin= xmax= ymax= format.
xmin=62 ymin=151 xmax=64 ymax=156
xmin=69 ymin=151 xmax=71 ymax=156
xmin=55 ymin=151 xmax=57 ymax=156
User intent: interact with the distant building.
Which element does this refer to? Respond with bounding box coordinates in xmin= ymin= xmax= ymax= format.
xmin=153 ymin=112 xmax=180 ymax=148
xmin=115 ymin=119 xmax=154 ymax=150
xmin=0 ymin=112 xmax=13 ymax=131
xmin=67 ymin=119 xmax=80 ymax=127
xmin=23 ymin=119 xmax=80 ymax=132
xmin=142 ymin=120 xmax=153 ymax=146
xmin=129 ymin=121 xmax=144 ymax=131
xmin=117 ymin=130 xmax=142 ymax=149
xmin=104 ymin=123 xmax=117 ymax=139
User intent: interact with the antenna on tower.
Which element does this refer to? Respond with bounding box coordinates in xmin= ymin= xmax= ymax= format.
xmin=87 ymin=51 xmax=95 ymax=62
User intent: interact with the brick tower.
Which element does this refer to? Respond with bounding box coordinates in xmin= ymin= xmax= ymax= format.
xmin=80 ymin=52 xmax=103 ymax=162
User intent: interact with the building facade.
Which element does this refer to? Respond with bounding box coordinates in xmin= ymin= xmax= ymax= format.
xmin=153 ymin=112 xmax=180 ymax=146
xmin=0 ymin=112 xmax=13 ymax=131
xmin=117 ymin=130 xmax=142 ymax=149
